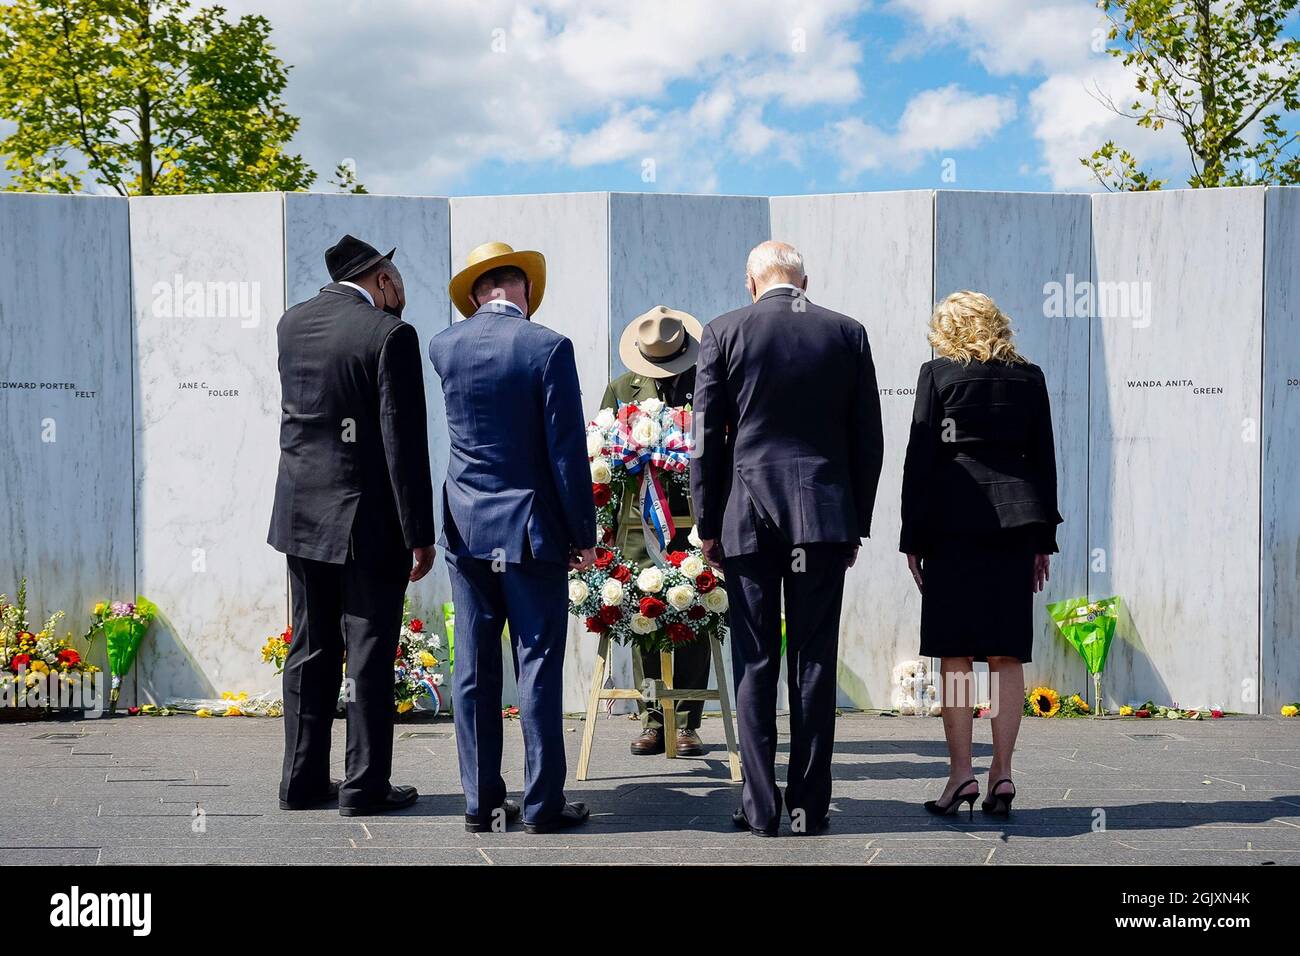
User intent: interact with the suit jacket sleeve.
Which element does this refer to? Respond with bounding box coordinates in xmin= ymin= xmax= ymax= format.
xmin=378 ymin=323 xmax=436 ymax=549
xmin=543 ymin=337 xmax=598 ymax=551
xmin=899 ymin=363 xmax=941 ymax=555
xmin=849 ymin=324 xmax=885 ymax=538
xmin=690 ymin=322 xmax=731 ymax=540
xmin=1030 ymin=369 xmax=1061 ymax=554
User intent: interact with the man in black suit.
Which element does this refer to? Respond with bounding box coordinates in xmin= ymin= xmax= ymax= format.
xmin=692 ymin=240 xmax=884 ymax=837
xmin=268 ymin=235 xmax=436 ymax=817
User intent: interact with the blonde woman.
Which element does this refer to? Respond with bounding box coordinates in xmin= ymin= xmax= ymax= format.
xmin=900 ymin=291 xmax=1061 ymax=819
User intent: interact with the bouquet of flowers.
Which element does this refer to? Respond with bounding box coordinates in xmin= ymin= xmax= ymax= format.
xmin=394 ymin=607 xmax=446 ymax=714
xmin=260 ymin=625 xmax=292 ymax=672
xmin=84 ymin=596 xmax=159 ymax=713
xmin=568 ymin=543 xmax=729 ymax=654
xmin=2 ymin=578 xmax=100 ymax=711
xmin=573 ymin=399 xmax=729 ymax=653
xmin=258 ymin=601 xmax=448 ymax=715
xmin=586 ymin=399 xmax=692 ymax=555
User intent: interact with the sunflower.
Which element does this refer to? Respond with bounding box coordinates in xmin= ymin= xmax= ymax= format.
xmin=1028 ymin=686 xmax=1061 ymax=718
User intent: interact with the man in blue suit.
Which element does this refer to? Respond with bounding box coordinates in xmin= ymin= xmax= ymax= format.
xmin=429 ymin=241 xmax=597 ymax=834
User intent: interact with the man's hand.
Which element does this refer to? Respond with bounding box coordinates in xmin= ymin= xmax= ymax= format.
xmin=905 ymin=553 xmax=923 ymax=593
xmin=846 ymin=545 xmax=860 ymax=569
xmin=1032 ymin=553 xmax=1051 ymax=594
xmin=570 ymin=546 xmax=597 ymax=571
xmin=698 ymin=537 xmax=724 ymax=569
xmin=410 ymin=546 xmax=435 ymax=583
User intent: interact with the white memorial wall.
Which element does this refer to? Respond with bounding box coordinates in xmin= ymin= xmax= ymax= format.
xmin=0 ymin=188 xmax=1294 ymax=715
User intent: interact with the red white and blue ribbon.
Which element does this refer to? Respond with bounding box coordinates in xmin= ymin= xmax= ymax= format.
xmin=607 ymin=403 xmax=693 ymax=557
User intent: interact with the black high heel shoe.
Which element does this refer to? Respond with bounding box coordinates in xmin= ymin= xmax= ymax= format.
xmin=981 ymin=778 xmax=1016 ymax=816
xmin=924 ymin=779 xmax=979 ymax=820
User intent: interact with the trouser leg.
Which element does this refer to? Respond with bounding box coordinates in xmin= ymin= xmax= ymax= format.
xmin=446 ymin=553 xmax=508 ymax=818
xmin=280 ymin=556 xmax=345 ymax=804
xmin=502 ymin=559 xmax=570 ymax=825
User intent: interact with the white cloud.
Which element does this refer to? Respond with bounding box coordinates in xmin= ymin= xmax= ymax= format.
xmin=832 ymin=84 xmax=1017 ymax=178
xmin=215 ymin=0 xmax=867 ymax=193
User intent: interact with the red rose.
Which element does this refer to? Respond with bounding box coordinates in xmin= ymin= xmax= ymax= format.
xmin=127 ymin=706 xmax=141 ymax=716
xmin=611 ymin=564 xmax=631 ymax=583
xmin=282 ymin=626 xmax=293 ymax=644
xmin=665 ymin=551 xmax=686 ymax=567
xmin=9 ymin=653 xmax=30 ymax=672
xmin=409 ymin=618 xmax=424 ymax=633
xmin=639 ymin=597 xmax=667 ymax=619
xmin=57 ymin=648 xmax=81 ymax=667
xmin=592 ymin=483 xmax=612 ymax=507
xmin=624 ymin=403 xmax=640 ymax=416
xmin=602 ymin=526 xmax=615 ymax=544
xmin=694 ymin=570 xmax=717 ymax=593
xmin=687 ymin=605 xmax=707 ymax=620
xmin=598 ymin=605 xmax=622 ymax=625
xmin=585 ymin=616 xmax=607 ymax=634
xmin=594 ymin=548 xmax=615 ymax=569
xmin=666 ymin=623 xmax=694 ymax=645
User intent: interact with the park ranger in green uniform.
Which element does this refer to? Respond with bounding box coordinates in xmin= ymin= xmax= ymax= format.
xmin=601 ymin=306 xmax=711 ymax=757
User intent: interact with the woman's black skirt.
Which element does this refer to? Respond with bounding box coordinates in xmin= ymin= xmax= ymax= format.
xmin=919 ymin=526 xmax=1042 ymax=662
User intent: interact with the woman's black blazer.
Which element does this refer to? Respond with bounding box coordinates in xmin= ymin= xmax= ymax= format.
xmin=899 ymin=357 xmax=1062 ymax=556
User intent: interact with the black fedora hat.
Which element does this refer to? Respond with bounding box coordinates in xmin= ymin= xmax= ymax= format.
xmin=325 ymin=234 xmax=397 ymax=282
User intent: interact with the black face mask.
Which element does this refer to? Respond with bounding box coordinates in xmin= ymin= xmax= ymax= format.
xmin=379 ymin=281 xmax=403 ymax=319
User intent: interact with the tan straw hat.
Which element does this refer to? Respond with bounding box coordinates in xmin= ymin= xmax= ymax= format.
xmin=448 ymin=240 xmax=546 ymax=318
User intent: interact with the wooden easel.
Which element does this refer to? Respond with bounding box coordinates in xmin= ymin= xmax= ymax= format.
xmin=576 ymin=632 xmax=742 ymax=782
xmin=575 ymin=483 xmax=742 ymax=782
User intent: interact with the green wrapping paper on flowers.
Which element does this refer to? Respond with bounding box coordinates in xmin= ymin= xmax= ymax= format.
xmin=85 ymin=597 xmax=159 ymax=714
xmin=1047 ymin=596 xmax=1120 ymax=716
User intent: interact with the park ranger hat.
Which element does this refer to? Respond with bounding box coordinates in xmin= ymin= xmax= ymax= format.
xmin=618 ymin=305 xmax=702 ymax=379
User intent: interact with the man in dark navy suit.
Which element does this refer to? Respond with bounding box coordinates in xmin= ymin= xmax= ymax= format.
xmin=692 ymin=240 xmax=884 ymax=837
xmin=269 ymin=235 xmax=436 ymax=817
xmin=429 ymin=241 xmax=597 ymax=834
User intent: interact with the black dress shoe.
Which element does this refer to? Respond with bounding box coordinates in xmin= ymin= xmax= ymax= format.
xmin=339 ymin=785 xmax=418 ymax=817
xmin=524 ymin=801 xmax=590 ymax=834
xmin=732 ymin=807 xmax=778 ymax=837
xmin=465 ymin=799 xmax=522 ymax=832
xmin=279 ymin=779 xmax=341 ymax=811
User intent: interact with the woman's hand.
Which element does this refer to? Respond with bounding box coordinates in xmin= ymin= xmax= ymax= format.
xmin=1032 ymin=553 xmax=1051 ymax=593
xmin=906 ymin=554 xmax=923 ymax=593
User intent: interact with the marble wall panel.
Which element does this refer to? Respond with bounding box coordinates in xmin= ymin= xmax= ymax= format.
xmin=934 ymin=191 xmax=1092 ymax=698
xmin=130 ymin=193 xmax=287 ymax=701
xmin=284 ymin=193 xmax=453 ymax=628
xmin=1090 ymin=187 xmax=1264 ymax=712
xmin=1263 ymin=186 xmax=1300 ymax=713
xmin=770 ymin=192 xmax=935 ymax=710
xmin=0 ymin=194 xmax=134 ymax=693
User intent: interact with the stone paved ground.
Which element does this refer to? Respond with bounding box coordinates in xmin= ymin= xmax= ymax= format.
xmin=2 ymin=711 xmax=1297 ymax=865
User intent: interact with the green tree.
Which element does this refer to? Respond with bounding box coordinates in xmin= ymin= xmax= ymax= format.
xmin=0 ymin=0 xmax=315 ymax=194
xmin=1084 ymin=0 xmax=1300 ymax=190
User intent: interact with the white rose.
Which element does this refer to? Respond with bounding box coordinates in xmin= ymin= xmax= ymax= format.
xmin=666 ymin=584 xmax=695 ymax=611
xmin=687 ymin=525 xmax=702 ymax=548
xmin=601 ymin=579 xmax=624 ymax=606
xmin=568 ymin=579 xmax=589 ymax=604
xmin=590 ymin=458 xmax=612 ymax=483
xmin=680 ymin=555 xmax=705 ymax=578
xmin=594 ymin=408 xmax=616 ymax=429
xmin=630 ymin=417 xmax=661 ymax=447
xmin=630 ymin=614 xmax=657 ymax=635
xmin=586 ymin=431 xmax=604 ymax=457
xmin=640 ymin=398 xmax=664 ymax=417
xmin=702 ymin=588 xmax=729 ymax=614
xmin=636 ymin=567 xmax=665 ymax=593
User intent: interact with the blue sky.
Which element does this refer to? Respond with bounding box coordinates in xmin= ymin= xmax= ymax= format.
xmin=25 ymin=0 xmax=1270 ymax=197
